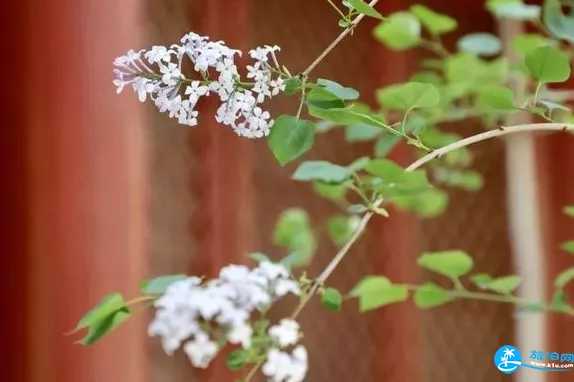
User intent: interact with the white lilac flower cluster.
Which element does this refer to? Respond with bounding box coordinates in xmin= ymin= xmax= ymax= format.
xmin=148 ymin=261 xmax=308 ymax=382
xmin=113 ymin=33 xmax=286 ymax=138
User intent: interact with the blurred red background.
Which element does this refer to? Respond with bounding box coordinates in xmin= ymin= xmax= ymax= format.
xmin=3 ymin=1 xmax=573 ymax=382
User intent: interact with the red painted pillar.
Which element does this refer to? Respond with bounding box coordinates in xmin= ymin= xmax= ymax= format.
xmin=25 ymin=1 xmax=149 ymax=382
xmin=368 ymin=1 xmax=422 ymax=381
xmin=189 ymin=1 xmax=254 ymax=381
xmin=537 ymin=133 xmax=574 ymax=382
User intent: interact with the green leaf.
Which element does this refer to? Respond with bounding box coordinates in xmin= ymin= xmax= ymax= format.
xmin=376 ymin=82 xmax=440 ymax=110
xmin=561 ymin=240 xmax=574 ymax=253
xmin=525 ymin=45 xmax=571 ymax=83
xmin=75 ymin=293 xmax=127 ymax=332
xmin=543 ymin=0 xmax=574 ymax=43
xmin=308 ymin=103 xmax=385 ymax=127
xmin=417 ymin=250 xmax=473 ymax=279
xmin=268 ymin=115 xmax=316 ymax=165
xmin=414 ymin=282 xmax=453 ymax=309
xmin=365 ymin=159 xmax=430 ymax=189
xmin=487 ymin=275 xmax=522 ymax=294
xmin=563 ymin=205 xmax=574 ymax=217
xmin=317 ymin=78 xmax=360 ymax=100
xmin=373 ymin=12 xmax=421 ymax=50
xmin=345 ymin=124 xmax=382 ymax=142
xmin=140 ymin=275 xmax=187 ymax=295
xmin=312 ymin=181 xmax=348 ymax=202
xmin=470 ymin=273 xmax=494 ymax=289
xmin=512 ymin=34 xmax=549 ymax=55
xmin=489 ymin=2 xmax=540 ymax=20
xmin=457 ymin=33 xmax=502 ymax=57
xmin=551 ymin=290 xmax=570 ymax=312
xmin=280 ymin=252 xmax=310 ymax=269
xmin=226 ymin=349 xmax=249 ymax=370
xmin=292 ymin=161 xmax=352 ymax=183
xmin=306 ymin=87 xmax=345 ymax=109
xmin=477 ymin=85 xmax=515 ymax=110
xmin=347 ymin=156 xmax=371 ymax=172
xmin=375 ymin=134 xmax=400 ymax=157
xmin=395 ymin=188 xmax=449 ymax=218
xmin=77 ymin=308 xmax=131 ymax=345
xmin=247 ymin=252 xmax=270 ymax=263
xmin=348 ymin=0 xmax=385 ymax=19
xmin=350 ymin=276 xmax=409 ymax=311
xmin=284 ymin=77 xmax=303 ymax=95
xmin=327 ymin=215 xmax=359 ymax=246
xmin=273 ymin=208 xmax=316 ymax=261
xmin=445 ymin=170 xmax=484 ymax=191
xmin=554 ymin=267 xmax=574 ymax=289
xmin=410 ymin=4 xmax=457 ymax=35
xmin=322 ymin=287 xmax=343 ymax=311
xmin=347 ymin=204 xmax=369 ymax=214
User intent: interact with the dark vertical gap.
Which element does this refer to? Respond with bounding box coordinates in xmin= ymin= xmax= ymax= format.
xmin=1 ymin=1 xmax=28 ymax=382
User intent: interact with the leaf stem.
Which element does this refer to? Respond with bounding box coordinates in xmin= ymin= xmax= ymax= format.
xmin=326 ymin=0 xmax=348 ymax=20
xmin=302 ymin=0 xmax=382 ymax=77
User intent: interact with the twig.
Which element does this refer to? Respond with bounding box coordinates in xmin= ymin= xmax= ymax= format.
xmin=302 ymin=0 xmax=381 ymax=77
xmin=246 ymin=123 xmax=574 ymax=380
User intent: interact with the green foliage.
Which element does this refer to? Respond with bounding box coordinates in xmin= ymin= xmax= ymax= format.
xmin=414 ymin=282 xmax=453 ymax=309
xmin=417 ymin=250 xmax=474 ymax=279
xmin=477 ymin=85 xmax=516 ymax=110
xmin=486 ymin=275 xmax=522 ymax=294
xmin=564 ymin=206 xmax=574 ymax=217
xmin=345 ymin=124 xmax=381 ymax=142
xmin=561 ymin=241 xmax=574 ymax=254
xmin=525 ymin=45 xmax=571 ymax=84
xmin=273 ymin=208 xmax=316 ymax=265
xmin=457 ymin=33 xmax=502 ymax=57
xmin=268 ymin=115 xmax=315 ymax=165
xmin=512 ymin=34 xmax=549 ymax=55
xmin=350 ymin=276 xmax=409 ymax=311
xmin=554 ymin=267 xmax=574 ymax=289
xmin=543 ymin=0 xmax=574 ymax=43
xmin=73 ymin=293 xmax=131 ymax=345
xmin=247 ymin=252 xmax=271 ymax=263
xmin=317 ymin=79 xmax=360 ymax=100
xmin=312 ymin=181 xmax=348 ymax=203
xmin=410 ymin=4 xmax=457 ymax=35
xmin=140 ymin=275 xmax=187 ymax=295
xmin=321 ymin=287 xmax=343 ymax=311
xmin=376 ymin=82 xmax=440 ymax=110
xmin=292 ymin=161 xmax=351 ymax=183
xmin=488 ymin=1 xmax=540 ymax=20
xmin=348 ymin=0 xmax=385 ymax=20
xmin=327 ymin=215 xmax=359 ymax=246
xmin=226 ymin=350 xmax=249 ymax=370
xmin=373 ymin=12 xmax=421 ymax=50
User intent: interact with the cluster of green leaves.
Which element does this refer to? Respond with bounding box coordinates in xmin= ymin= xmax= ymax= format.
xmin=70 ymin=275 xmax=186 ymax=345
xmin=319 ymin=248 xmax=574 ymax=315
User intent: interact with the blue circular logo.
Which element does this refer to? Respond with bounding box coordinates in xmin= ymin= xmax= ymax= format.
xmin=494 ymin=345 xmax=522 ymax=374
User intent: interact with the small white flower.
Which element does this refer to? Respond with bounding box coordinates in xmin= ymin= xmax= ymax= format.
xmin=263 ymin=349 xmax=293 ymax=382
xmin=274 ymin=279 xmax=301 ymax=297
xmin=184 ymin=332 xmax=219 ymax=368
xmin=159 ymin=63 xmax=183 ymax=86
xmin=227 ymin=323 xmax=253 ymax=349
xmin=145 ymin=46 xmax=172 ymax=64
xmin=269 ymin=319 xmax=300 ymax=347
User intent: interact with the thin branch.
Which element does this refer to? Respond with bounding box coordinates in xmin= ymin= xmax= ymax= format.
xmin=326 ymin=0 xmax=348 ymax=20
xmin=244 ymin=121 xmax=574 ymax=380
xmin=302 ymin=0 xmax=381 ymax=77
xmin=407 ymin=123 xmax=574 ymax=171
xmin=297 ymin=124 xmax=574 ymax=319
